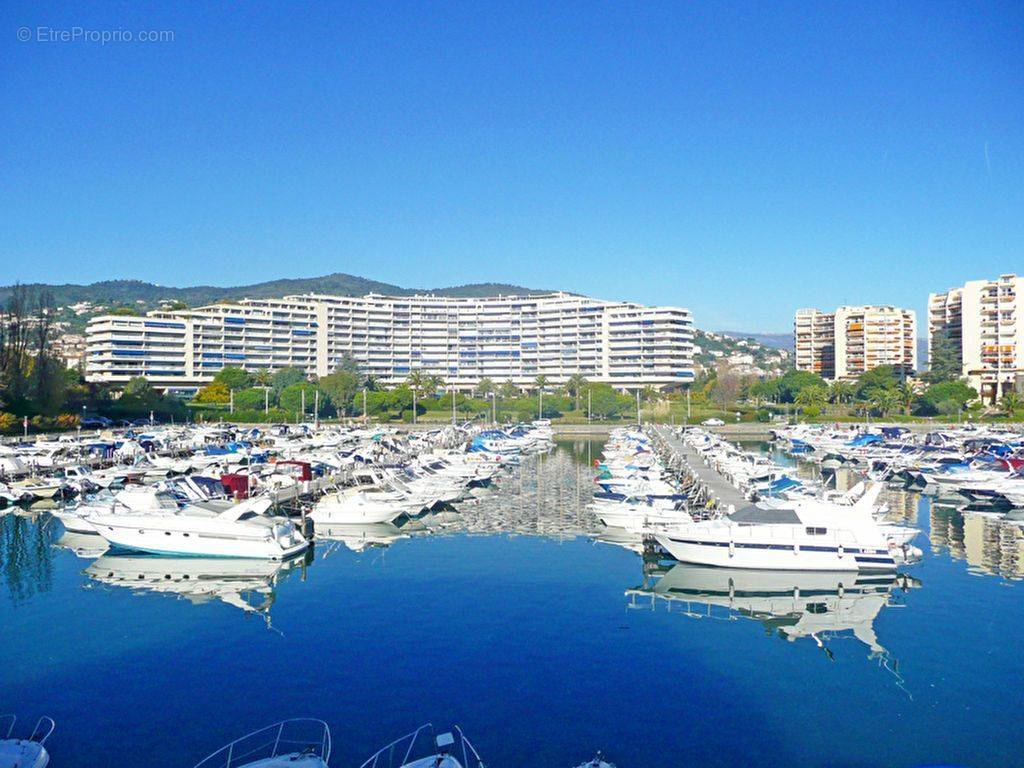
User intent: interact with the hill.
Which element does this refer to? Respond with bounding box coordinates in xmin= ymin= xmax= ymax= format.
xmin=0 ymin=274 xmax=554 ymax=331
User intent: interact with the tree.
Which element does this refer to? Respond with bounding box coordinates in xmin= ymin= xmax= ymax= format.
xmin=924 ymin=329 xmax=962 ymax=383
xmin=498 ymin=380 xmax=520 ymax=399
xmin=271 ymin=367 xmax=306 ymax=392
xmin=855 ymin=365 xmax=900 ymax=403
xmin=828 ymin=380 xmax=855 ymax=405
xmin=896 ymin=381 xmax=916 ymax=416
xmin=914 ymin=379 xmax=977 ymax=416
xmin=795 ymin=384 xmax=828 ymax=409
xmin=193 ymin=382 xmax=230 ymax=404
xmin=212 ymin=366 xmax=252 ymax=390
xmin=564 ymin=374 xmax=589 ymax=410
xmin=776 ymin=369 xmax=827 ymax=403
xmin=319 ymin=371 xmax=360 ymax=416
xmin=279 ymin=382 xmax=329 ymax=415
xmin=871 ymin=388 xmax=901 ymax=417
xmin=335 ymin=352 xmax=361 ymax=376
xmin=711 ymin=367 xmax=742 ymax=408
xmin=534 ymin=375 xmax=549 ymax=393
xmin=1001 ymin=391 xmax=1022 ymax=417
xmin=474 ymin=377 xmax=496 ymax=398
xmin=233 ymin=387 xmax=269 ymax=411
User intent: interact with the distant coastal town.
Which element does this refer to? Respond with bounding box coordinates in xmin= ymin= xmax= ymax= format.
xmin=0 ymin=271 xmax=1020 ymax=433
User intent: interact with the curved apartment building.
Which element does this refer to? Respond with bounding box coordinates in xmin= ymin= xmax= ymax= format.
xmin=86 ymin=292 xmax=694 ymax=394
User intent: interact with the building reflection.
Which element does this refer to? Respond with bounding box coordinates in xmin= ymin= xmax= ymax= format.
xmin=931 ymin=503 xmax=1024 ymax=580
xmin=1 ymin=510 xmax=56 ymax=604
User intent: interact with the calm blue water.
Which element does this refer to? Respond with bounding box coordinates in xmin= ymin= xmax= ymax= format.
xmin=2 ymin=440 xmax=1023 ymax=767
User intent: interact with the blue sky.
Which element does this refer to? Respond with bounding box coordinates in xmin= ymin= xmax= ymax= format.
xmin=2 ymin=2 xmax=1022 ymax=332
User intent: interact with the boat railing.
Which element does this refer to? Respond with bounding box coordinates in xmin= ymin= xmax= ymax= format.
xmin=29 ymin=716 xmax=55 ymax=744
xmin=359 ymin=723 xmax=485 ymax=768
xmin=0 ymin=715 xmax=15 ymax=739
xmin=192 ymin=718 xmax=331 ymax=768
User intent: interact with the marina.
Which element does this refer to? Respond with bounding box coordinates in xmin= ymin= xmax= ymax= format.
xmin=1 ymin=424 xmax=1023 ymax=766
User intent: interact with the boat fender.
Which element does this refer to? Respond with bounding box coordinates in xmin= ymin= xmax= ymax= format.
xmin=838 ymin=544 xmax=844 ymax=558
xmin=728 ymin=540 xmax=734 ymax=558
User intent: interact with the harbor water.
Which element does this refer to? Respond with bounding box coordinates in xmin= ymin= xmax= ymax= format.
xmin=2 ymin=439 xmax=1023 ymax=767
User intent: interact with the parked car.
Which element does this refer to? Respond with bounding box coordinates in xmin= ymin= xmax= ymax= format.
xmin=80 ymin=416 xmax=113 ymax=428
xmin=701 ymin=418 xmax=725 ymax=426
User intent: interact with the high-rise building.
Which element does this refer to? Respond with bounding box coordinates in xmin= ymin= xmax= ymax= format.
xmin=928 ymin=274 xmax=1023 ymax=403
xmin=86 ymin=292 xmax=694 ymax=395
xmin=794 ymin=305 xmax=917 ymax=381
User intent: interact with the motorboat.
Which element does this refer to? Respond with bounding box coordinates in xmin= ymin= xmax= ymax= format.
xmin=310 ymin=486 xmax=411 ymax=525
xmin=359 ymin=724 xmax=484 ymax=768
xmin=52 ymin=486 xmax=182 ymax=534
xmin=87 ymin=497 xmax=310 ymax=559
xmin=0 ymin=716 xmax=54 ymax=768
xmin=192 ymin=719 xmax=331 ymax=768
xmin=655 ymin=484 xmax=922 ymax=571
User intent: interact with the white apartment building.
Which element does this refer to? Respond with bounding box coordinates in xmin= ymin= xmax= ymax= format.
xmin=86 ymin=292 xmax=694 ymax=394
xmin=928 ymin=274 xmax=1024 ymax=403
xmin=794 ymin=305 xmax=917 ymax=381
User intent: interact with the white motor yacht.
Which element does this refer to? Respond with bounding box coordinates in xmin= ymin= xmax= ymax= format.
xmin=655 ymin=484 xmax=921 ymax=571
xmin=87 ymin=497 xmax=309 ymax=560
xmin=192 ymin=719 xmax=331 ymax=768
xmin=53 ymin=486 xmax=181 ymax=534
xmin=310 ymin=486 xmax=411 ymax=525
xmin=0 ymin=716 xmax=54 ymax=768
xmin=360 ymin=725 xmax=484 ymax=768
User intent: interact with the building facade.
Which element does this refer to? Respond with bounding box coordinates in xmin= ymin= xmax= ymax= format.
xmin=794 ymin=305 xmax=917 ymax=381
xmin=86 ymin=292 xmax=694 ymax=394
xmin=928 ymin=274 xmax=1023 ymax=403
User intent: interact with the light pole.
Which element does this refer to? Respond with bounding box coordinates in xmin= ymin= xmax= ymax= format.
xmin=451 ymin=384 xmax=457 ymax=426
xmin=636 ymin=389 xmax=641 ymax=425
xmin=491 ymin=391 xmax=496 ymax=424
xmin=587 ymin=387 xmax=591 ymax=424
xmin=412 ymin=387 xmax=417 ymax=425
xmin=362 ymin=387 xmax=368 ymax=422
xmin=229 ymin=388 xmax=234 ymax=415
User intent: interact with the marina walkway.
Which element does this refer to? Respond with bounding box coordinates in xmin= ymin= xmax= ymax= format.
xmin=654 ymin=426 xmax=749 ymax=511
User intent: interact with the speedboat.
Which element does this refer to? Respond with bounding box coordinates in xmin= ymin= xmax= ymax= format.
xmin=192 ymin=719 xmax=331 ymax=768
xmin=87 ymin=497 xmax=310 ymax=559
xmin=52 ymin=486 xmax=182 ymax=534
xmin=655 ymin=484 xmax=922 ymax=571
xmin=310 ymin=486 xmax=411 ymax=525
xmin=359 ymin=724 xmax=484 ymax=768
xmin=0 ymin=716 xmax=54 ymax=768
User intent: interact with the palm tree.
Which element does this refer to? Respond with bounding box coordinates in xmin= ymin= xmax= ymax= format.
xmin=474 ymin=377 xmax=496 ymax=398
xmin=406 ymin=369 xmax=428 ymax=396
xmin=795 ymin=385 xmax=828 ymax=409
xmin=872 ymin=389 xmax=901 ymax=418
xmin=828 ymin=380 xmax=854 ymax=406
xmin=252 ymin=369 xmax=271 ymax=387
xmin=564 ymin=373 xmax=588 ymax=410
xmin=534 ymin=375 xmax=549 ymax=394
xmin=1001 ymin=391 xmax=1022 ymax=417
xmin=896 ymin=382 xmax=916 ymax=416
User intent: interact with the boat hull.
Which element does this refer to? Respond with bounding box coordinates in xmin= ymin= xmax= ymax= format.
xmin=655 ymin=534 xmax=898 ymax=571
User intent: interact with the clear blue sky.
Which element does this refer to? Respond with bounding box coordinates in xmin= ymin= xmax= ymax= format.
xmin=2 ymin=2 xmax=1022 ymax=332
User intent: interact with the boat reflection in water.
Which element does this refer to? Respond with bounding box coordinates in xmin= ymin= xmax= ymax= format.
xmin=83 ymin=549 xmax=311 ymax=620
xmin=55 ymin=530 xmax=110 ymax=559
xmin=627 ymin=563 xmax=920 ymax=661
xmin=314 ymin=522 xmax=410 ymax=554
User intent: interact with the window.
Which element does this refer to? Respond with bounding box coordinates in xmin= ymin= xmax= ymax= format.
xmin=805 ymin=527 xmax=827 ymax=535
